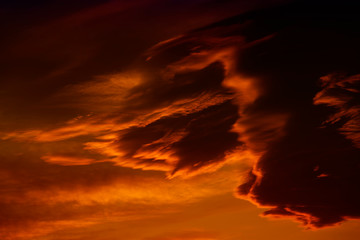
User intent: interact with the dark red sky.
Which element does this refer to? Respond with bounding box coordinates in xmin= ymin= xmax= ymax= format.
xmin=1 ymin=0 xmax=360 ymax=239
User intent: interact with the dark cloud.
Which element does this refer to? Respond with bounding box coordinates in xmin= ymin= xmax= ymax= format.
xmin=227 ymin=0 xmax=360 ymax=228
xmin=115 ymin=99 xmax=239 ymax=176
xmin=314 ymin=74 xmax=360 ymax=148
xmin=113 ymin=0 xmax=360 ymax=229
xmin=60 ymin=0 xmax=360 ymax=227
xmin=131 ymin=5 xmax=360 ymax=227
xmin=2 ymin=21 xmax=247 ymax=175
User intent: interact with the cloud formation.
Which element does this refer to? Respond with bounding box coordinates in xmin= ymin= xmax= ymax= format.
xmin=314 ymin=74 xmax=360 ymax=148
xmin=3 ymin=26 xmax=259 ymax=177
xmin=232 ymin=1 xmax=360 ymax=228
xmin=1 ymin=0 xmax=360 ymax=239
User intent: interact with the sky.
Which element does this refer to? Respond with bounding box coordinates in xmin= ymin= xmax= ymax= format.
xmin=1 ymin=0 xmax=360 ymax=239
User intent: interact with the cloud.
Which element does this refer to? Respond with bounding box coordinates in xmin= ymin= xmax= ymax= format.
xmin=1 ymin=0 xmax=267 ymax=134
xmin=3 ymin=25 xmax=260 ymax=177
xmin=314 ymin=74 xmax=360 ymax=148
xmin=1 ymin=0 xmax=360 ymax=238
xmin=0 ymin=13 xmax=259 ymax=237
xmin=232 ymin=1 xmax=360 ymax=228
xmin=41 ymin=155 xmax=100 ymax=166
xmin=0 ymin=143 xmax=242 ymax=239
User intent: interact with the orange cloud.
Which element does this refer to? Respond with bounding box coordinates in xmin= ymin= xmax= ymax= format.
xmin=2 ymin=29 xmax=265 ymax=178
xmin=0 ymin=151 xmax=242 ymax=239
xmin=41 ymin=155 xmax=100 ymax=166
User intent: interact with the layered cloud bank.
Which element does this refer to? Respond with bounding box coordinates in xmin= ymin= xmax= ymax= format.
xmin=1 ymin=0 xmax=360 ymax=239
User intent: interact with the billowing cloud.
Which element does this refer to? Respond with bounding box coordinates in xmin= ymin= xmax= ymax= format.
xmin=232 ymin=1 xmax=360 ymax=228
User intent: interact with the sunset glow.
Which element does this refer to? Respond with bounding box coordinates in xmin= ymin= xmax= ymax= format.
xmin=1 ymin=0 xmax=359 ymax=239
